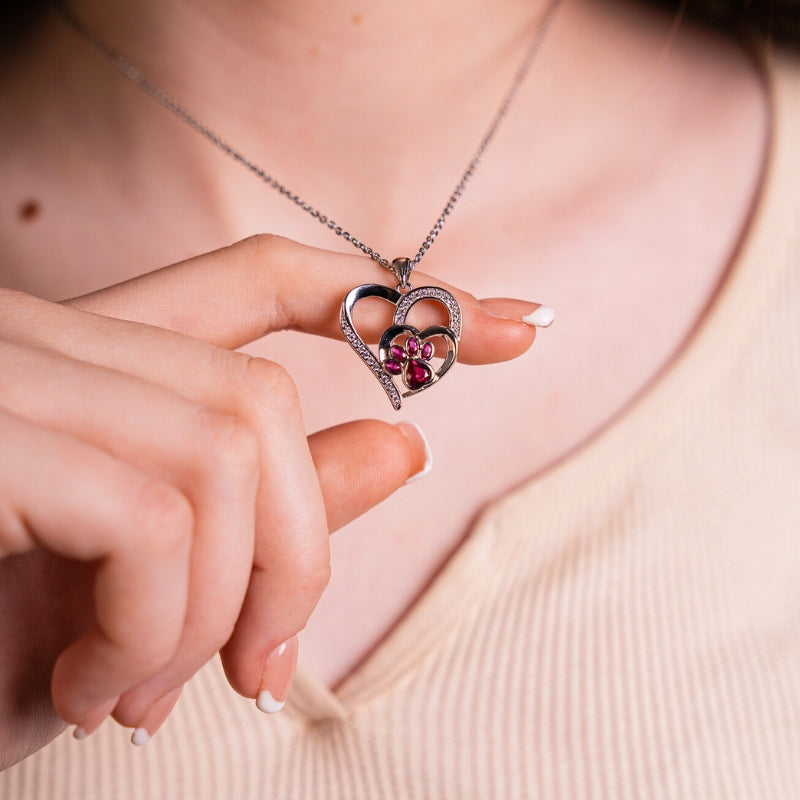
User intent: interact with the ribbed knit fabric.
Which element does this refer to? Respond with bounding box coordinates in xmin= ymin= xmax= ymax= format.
xmin=3 ymin=49 xmax=800 ymax=800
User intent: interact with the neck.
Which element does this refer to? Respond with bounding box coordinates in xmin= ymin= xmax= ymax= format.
xmin=64 ymin=0 xmax=547 ymax=106
xmin=50 ymin=0 xmax=554 ymax=229
xmin=32 ymin=0 xmax=563 ymax=256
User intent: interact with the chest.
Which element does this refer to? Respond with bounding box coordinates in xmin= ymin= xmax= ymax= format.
xmin=0 ymin=60 xmax=767 ymax=684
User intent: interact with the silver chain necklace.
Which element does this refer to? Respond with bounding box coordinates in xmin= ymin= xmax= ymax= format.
xmin=59 ymin=1 xmax=561 ymax=409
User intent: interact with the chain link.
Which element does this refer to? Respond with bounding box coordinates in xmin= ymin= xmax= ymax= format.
xmin=58 ymin=0 xmax=561 ymax=277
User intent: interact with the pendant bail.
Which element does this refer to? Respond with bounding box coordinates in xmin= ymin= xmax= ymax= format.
xmin=391 ymin=257 xmax=414 ymax=293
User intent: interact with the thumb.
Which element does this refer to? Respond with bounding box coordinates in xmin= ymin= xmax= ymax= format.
xmin=309 ymin=419 xmax=432 ymax=533
xmin=66 ymin=235 xmax=552 ymax=365
xmin=219 ymin=417 xmax=432 ymax=699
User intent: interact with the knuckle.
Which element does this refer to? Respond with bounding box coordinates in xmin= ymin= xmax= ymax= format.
xmin=293 ymin=551 xmax=332 ymax=601
xmin=229 ymin=354 xmax=300 ymax=416
xmin=239 ymin=233 xmax=290 ymax=264
xmin=101 ymin=615 xmax=182 ymax=675
xmin=126 ymin=634 xmax=180 ymax=675
xmin=234 ymin=234 xmax=302 ymax=330
xmin=135 ymin=478 xmax=194 ymax=555
xmin=245 ymin=356 xmax=298 ymax=401
xmin=195 ymin=408 xmax=260 ymax=478
xmin=247 ymin=232 xmax=279 ymax=252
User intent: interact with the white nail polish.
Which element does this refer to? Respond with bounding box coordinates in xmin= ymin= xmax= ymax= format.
xmin=256 ymin=690 xmax=286 ymax=714
xmin=403 ymin=421 xmax=433 ymax=484
xmin=73 ymin=727 xmax=88 ymax=740
xmin=522 ymin=305 xmax=556 ymax=327
xmin=131 ymin=727 xmax=150 ymax=746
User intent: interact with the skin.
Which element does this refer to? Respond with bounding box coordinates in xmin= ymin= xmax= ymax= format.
xmin=0 ymin=236 xmax=538 ymax=768
xmin=0 ymin=0 xmax=768 ymax=765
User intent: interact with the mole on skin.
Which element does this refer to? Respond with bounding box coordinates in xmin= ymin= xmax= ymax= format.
xmin=18 ymin=199 xmax=42 ymax=223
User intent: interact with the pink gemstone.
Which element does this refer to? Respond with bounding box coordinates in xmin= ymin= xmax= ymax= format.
xmin=405 ymin=359 xmax=432 ymax=390
xmin=406 ymin=337 xmax=419 ymax=356
xmin=384 ymin=359 xmax=403 ymax=375
xmin=390 ymin=344 xmax=407 ymax=362
xmin=421 ymin=341 xmax=434 ymax=360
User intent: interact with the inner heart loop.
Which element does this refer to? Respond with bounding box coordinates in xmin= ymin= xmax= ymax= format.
xmin=340 ymin=284 xmax=462 ymax=410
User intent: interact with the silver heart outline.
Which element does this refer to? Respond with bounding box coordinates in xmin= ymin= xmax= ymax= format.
xmin=340 ymin=284 xmax=462 ymax=410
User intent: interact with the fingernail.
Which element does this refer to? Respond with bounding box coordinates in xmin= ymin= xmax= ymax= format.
xmin=479 ymin=298 xmax=556 ymax=327
xmin=395 ymin=421 xmax=433 ymax=484
xmin=72 ymin=695 xmax=119 ymax=740
xmin=521 ymin=305 xmax=557 ymax=328
xmin=256 ymin=636 xmax=299 ymax=713
xmin=131 ymin=727 xmax=150 ymax=746
xmin=130 ymin=685 xmax=183 ymax=746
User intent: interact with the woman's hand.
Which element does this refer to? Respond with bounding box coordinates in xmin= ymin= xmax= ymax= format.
xmin=0 ymin=234 xmax=541 ymax=768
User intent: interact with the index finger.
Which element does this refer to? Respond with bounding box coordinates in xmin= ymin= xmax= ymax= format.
xmin=64 ymin=235 xmax=546 ymax=364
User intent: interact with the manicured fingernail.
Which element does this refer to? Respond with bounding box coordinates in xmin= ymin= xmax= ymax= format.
xmin=72 ymin=695 xmax=119 ymax=740
xmin=395 ymin=421 xmax=433 ymax=484
xmin=131 ymin=727 xmax=150 ymax=746
xmin=521 ymin=305 xmax=557 ymax=328
xmin=256 ymin=636 xmax=299 ymax=713
xmin=479 ymin=298 xmax=556 ymax=327
xmin=130 ymin=685 xmax=183 ymax=746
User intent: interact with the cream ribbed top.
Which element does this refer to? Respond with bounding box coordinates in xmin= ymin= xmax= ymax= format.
xmin=3 ymin=48 xmax=800 ymax=800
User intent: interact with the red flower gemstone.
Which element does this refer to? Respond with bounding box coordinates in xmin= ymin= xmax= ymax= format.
xmin=390 ymin=344 xmax=407 ymax=362
xmin=384 ymin=359 xmax=403 ymax=375
xmin=421 ymin=341 xmax=434 ymax=360
xmin=406 ymin=337 xmax=419 ymax=356
xmin=405 ymin=359 xmax=432 ymax=390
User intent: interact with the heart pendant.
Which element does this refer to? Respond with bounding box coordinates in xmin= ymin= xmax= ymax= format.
xmin=340 ymin=284 xmax=462 ymax=410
